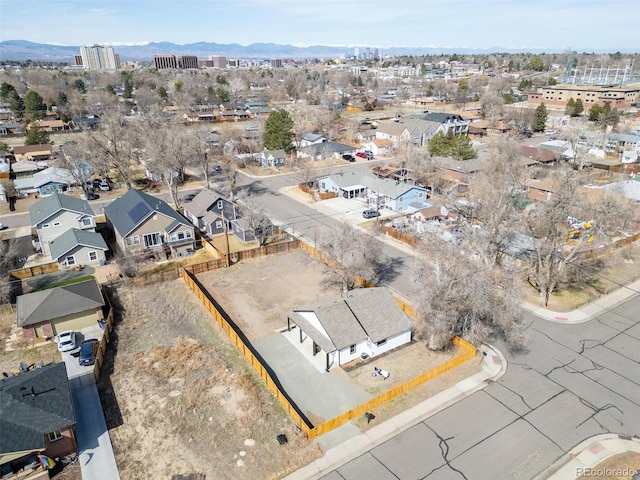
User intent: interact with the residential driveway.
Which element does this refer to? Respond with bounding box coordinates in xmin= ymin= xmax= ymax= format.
xmin=61 ymin=340 xmax=120 ymax=480
xmin=253 ymin=333 xmax=372 ymax=449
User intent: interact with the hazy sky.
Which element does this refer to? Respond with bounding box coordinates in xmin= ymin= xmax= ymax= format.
xmin=1 ymin=0 xmax=638 ymax=52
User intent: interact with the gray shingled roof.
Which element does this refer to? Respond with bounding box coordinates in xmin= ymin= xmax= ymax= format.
xmin=49 ymin=228 xmax=108 ymax=261
xmin=0 ymin=362 xmax=75 ymax=455
xmin=342 ymin=287 xmax=412 ymax=343
xmin=410 ymin=112 xmax=467 ymax=123
xmin=320 ymin=171 xmax=429 ymax=199
xmin=29 ymin=193 xmax=95 ymax=226
xmin=17 ymin=279 xmax=105 ymax=327
xmin=298 ymin=141 xmax=354 ymax=157
xmin=104 ymin=189 xmax=189 ymax=237
xmin=289 ymin=288 xmax=412 ymax=352
xmin=186 ymin=188 xmax=220 ymax=218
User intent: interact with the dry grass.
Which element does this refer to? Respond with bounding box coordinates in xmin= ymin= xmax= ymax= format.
xmin=527 ymin=244 xmax=640 ymax=312
xmin=576 ymin=451 xmax=640 ymax=479
xmin=0 ymin=342 xmax=61 ymax=375
xmin=101 ymin=280 xmax=321 ymax=480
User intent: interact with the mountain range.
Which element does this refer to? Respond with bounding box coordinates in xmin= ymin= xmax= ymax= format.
xmin=0 ymin=40 xmax=579 ymax=63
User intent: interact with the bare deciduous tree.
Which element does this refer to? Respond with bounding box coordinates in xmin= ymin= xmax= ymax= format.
xmin=414 ymin=237 xmax=527 ymax=351
xmin=317 ymin=223 xmax=382 ymax=292
xmin=0 ymin=238 xmax=20 ymax=306
xmin=237 ymin=196 xmax=273 ymax=246
xmin=86 ymin=108 xmax=142 ymax=189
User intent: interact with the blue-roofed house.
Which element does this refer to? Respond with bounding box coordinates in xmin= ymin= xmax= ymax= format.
xmin=104 ymin=189 xmax=195 ymax=258
xmin=29 ymin=193 xmax=97 ymax=257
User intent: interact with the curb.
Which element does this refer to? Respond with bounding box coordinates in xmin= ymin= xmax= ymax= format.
xmin=284 ymin=344 xmax=507 ymax=480
xmin=522 ymin=278 xmax=640 ymax=324
xmin=535 ymin=434 xmax=640 ymax=479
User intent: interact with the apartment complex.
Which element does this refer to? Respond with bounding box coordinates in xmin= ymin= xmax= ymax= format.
xmin=528 ymin=83 xmax=640 ymax=111
xmin=79 ymin=45 xmax=121 ymax=70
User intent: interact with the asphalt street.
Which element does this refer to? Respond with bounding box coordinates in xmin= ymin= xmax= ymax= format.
xmin=316 ymin=295 xmax=640 ymax=480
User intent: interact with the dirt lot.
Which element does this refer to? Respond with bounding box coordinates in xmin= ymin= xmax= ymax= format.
xmin=195 ymin=249 xmax=342 ymax=340
xmin=100 ymin=279 xmax=321 ymax=480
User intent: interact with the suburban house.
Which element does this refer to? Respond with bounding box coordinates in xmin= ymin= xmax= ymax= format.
xmin=296 ymin=141 xmax=356 ymax=161
xmin=34 ymin=119 xmax=67 ymax=133
xmin=318 ymin=171 xmax=431 ymax=213
xmin=0 ymin=123 xmax=25 ymax=136
xmin=71 ymin=115 xmax=101 ymax=131
xmin=14 ymin=167 xmax=79 ymax=197
xmin=360 ymin=138 xmax=393 ymax=156
xmin=104 ymin=189 xmax=195 ymax=258
xmin=29 ymin=193 xmax=97 ymax=257
xmin=183 ymin=188 xmax=237 ymax=235
xmin=526 ymin=178 xmax=557 ymax=202
xmin=230 ymin=217 xmax=256 ymax=243
xmin=407 ymin=112 xmax=470 ymax=135
xmin=286 ymin=287 xmax=413 ymax=371
xmin=12 ymin=144 xmax=53 ymax=162
xmin=49 ymin=228 xmax=109 ymax=268
xmin=298 ymin=133 xmax=327 ymax=147
xmin=258 ymin=148 xmax=287 ymax=168
xmin=0 ymin=363 xmax=77 ymax=479
xmin=17 ymin=278 xmax=105 ymax=339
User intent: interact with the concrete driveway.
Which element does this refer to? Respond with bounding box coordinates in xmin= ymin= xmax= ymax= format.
xmin=61 ymin=333 xmax=120 ymax=480
xmin=253 ymin=333 xmax=372 ymax=449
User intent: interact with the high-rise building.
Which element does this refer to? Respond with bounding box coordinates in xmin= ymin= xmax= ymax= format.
xmin=154 ymin=55 xmax=178 ymax=69
xmin=210 ymin=55 xmax=227 ymax=68
xmin=177 ymin=56 xmax=198 ymax=69
xmin=227 ymin=59 xmax=240 ymax=68
xmin=74 ymin=55 xmax=83 ymax=66
xmin=79 ymin=45 xmax=120 ymax=70
xmin=270 ymin=58 xmax=283 ymax=68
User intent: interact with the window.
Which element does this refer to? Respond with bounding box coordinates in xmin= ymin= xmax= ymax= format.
xmin=53 ymin=222 xmax=61 ymax=227
xmin=215 ymin=220 xmax=222 ymax=229
xmin=126 ymin=235 xmax=141 ymax=246
xmin=143 ymin=233 xmax=161 ymax=247
xmin=375 ymin=339 xmax=387 ymax=347
xmin=217 ymin=200 xmax=223 ymax=209
xmin=350 ymin=344 xmax=356 ymax=354
xmin=88 ymin=251 xmax=98 ymax=261
xmin=170 ymin=230 xmax=193 ymax=241
xmin=81 ymin=217 xmax=92 ymax=227
xmin=42 ymin=223 xmax=50 ymax=229
xmin=65 ymin=255 xmax=76 ymax=266
xmin=48 ymin=430 xmax=63 ymax=442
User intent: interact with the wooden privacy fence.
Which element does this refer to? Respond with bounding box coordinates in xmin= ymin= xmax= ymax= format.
xmin=308 ymin=336 xmax=476 ymax=439
xmin=181 ymin=269 xmax=313 ymax=436
xmin=381 ymin=226 xmax=420 ymax=246
xmin=10 ymin=262 xmax=59 ymax=279
xmin=92 ymin=286 xmax=116 ymax=380
xmin=181 ymin=263 xmax=477 ymax=440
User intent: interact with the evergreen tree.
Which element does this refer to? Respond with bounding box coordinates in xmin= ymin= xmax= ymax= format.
xmin=24 ymin=90 xmax=47 ymax=120
xmin=573 ymin=98 xmax=584 ymax=116
xmin=8 ymin=90 xmax=24 ymax=118
xmin=0 ymin=82 xmax=17 ymax=101
xmin=565 ymin=98 xmax=576 ymax=116
xmin=428 ymin=131 xmax=477 ymax=160
xmin=263 ymin=109 xmax=294 ymax=153
xmin=73 ymin=78 xmax=86 ymax=94
xmin=532 ymin=103 xmax=548 ymax=132
xmin=24 ymin=124 xmax=50 ymax=145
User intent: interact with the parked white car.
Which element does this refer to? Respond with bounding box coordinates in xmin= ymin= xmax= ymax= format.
xmin=56 ymin=331 xmax=77 ymax=352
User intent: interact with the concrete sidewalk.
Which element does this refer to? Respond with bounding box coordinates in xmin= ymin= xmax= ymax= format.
xmin=537 ymin=434 xmax=640 ymax=479
xmin=284 ymin=344 xmax=506 ymax=480
xmin=523 ymin=278 xmax=640 ymax=324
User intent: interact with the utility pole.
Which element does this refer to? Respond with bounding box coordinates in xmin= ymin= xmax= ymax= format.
xmin=222 ymin=210 xmax=231 ymax=267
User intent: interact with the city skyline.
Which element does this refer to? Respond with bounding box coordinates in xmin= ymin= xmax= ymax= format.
xmin=1 ymin=0 xmax=639 ymax=53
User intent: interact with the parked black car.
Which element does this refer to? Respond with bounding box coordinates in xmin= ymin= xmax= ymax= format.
xmin=79 ymin=339 xmax=98 ymax=366
xmin=342 ymin=154 xmax=356 ymax=162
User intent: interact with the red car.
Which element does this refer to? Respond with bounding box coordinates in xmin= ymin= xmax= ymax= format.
xmin=356 ymin=152 xmax=367 ymax=158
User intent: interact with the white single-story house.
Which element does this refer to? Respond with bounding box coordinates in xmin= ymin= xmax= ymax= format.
xmin=317 ymin=171 xmax=430 ymax=213
xmin=286 ymin=287 xmax=413 ymax=371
